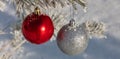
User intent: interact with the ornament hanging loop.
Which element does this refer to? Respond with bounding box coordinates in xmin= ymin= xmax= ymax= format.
xmin=34 ymin=7 xmax=41 ymax=15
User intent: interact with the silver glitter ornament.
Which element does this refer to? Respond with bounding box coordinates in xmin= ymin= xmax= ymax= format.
xmin=57 ymin=19 xmax=89 ymax=55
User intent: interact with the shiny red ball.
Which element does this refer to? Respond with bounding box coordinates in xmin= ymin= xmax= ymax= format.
xmin=22 ymin=13 xmax=54 ymax=44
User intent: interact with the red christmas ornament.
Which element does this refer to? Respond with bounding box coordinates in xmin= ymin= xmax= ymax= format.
xmin=22 ymin=7 xmax=54 ymax=44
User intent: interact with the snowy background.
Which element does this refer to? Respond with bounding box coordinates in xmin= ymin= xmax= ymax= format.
xmin=0 ymin=0 xmax=120 ymax=59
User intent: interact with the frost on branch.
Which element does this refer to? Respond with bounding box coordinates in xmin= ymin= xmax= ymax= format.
xmin=0 ymin=0 xmax=6 ymax=11
xmin=0 ymin=18 xmax=26 ymax=58
xmin=11 ymin=0 xmax=87 ymax=18
xmin=0 ymin=29 xmax=26 ymax=59
xmin=82 ymin=20 xmax=107 ymax=39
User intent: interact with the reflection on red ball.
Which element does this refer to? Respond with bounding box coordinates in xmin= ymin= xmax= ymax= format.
xmin=22 ymin=13 xmax=54 ymax=44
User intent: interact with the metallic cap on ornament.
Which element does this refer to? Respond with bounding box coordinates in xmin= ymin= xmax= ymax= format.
xmin=34 ymin=7 xmax=41 ymax=15
xmin=68 ymin=19 xmax=77 ymax=31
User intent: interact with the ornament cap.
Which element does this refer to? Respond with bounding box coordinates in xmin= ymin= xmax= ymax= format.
xmin=67 ymin=19 xmax=77 ymax=31
xmin=34 ymin=7 xmax=41 ymax=15
xmin=69 ymin=19 xmax=75 ymax=27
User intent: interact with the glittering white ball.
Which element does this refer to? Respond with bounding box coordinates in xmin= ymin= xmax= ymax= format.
xmin=57 ymin=20 xmax=89 ymax=55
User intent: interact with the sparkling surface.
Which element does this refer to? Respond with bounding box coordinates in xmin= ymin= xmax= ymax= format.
xmin=57 ymin=23 xmax=89 ymax=55
xmin=22 ymin=13 xmax=54 ymax=44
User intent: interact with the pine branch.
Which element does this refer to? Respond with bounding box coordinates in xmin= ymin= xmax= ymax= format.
xmin=0 ymin=0 xmax=6 ymax=11
xmin=82 ymin=20 xmax=107 ymax=39
xmin=11 ymin=0 xmax=87 ymax=19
